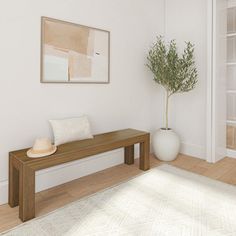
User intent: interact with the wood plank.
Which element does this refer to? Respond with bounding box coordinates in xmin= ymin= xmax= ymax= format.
xmin=10 ymin=129 xmax=149 ymax=171
xmin=10 ymin=129 xmax=147 ymax=158
xmin=139 ymin=135 xmax=150 ymax=170
xmin=124 ymin=145 xmax=134 ymax=165
xmin=8 ymin=157 xmax=19 ymax=207
xmin=19 ymin=165 xmax=35 ymax=222
xmin=218 ymin=167 xmax=236 ymax=184
xmin=169 ymin=154 xmax=202 ymax=170
xmin=199 ymin=157 xmax=236 ymax=180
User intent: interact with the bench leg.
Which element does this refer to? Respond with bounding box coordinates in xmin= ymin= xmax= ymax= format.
xmin=19 ymin=165 xmax=35 ymax=222
xmin=124 ymin=145 xmax=134 ymax=165
xmin=139 ymin=136 xmax=150 ymax=171
xmin=9 ymin=156 xmax=19 ymax=207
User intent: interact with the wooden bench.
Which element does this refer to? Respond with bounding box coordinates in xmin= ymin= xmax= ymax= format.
xmin=8 ymin=128 xmax=150 ymax=222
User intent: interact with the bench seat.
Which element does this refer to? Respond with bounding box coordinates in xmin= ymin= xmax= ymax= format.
xmin=9 ymin=128 xmax=150 ymax=222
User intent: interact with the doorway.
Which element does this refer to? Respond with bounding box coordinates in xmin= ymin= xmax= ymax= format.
xmin=227 ymin=4 xmax=236 ymax=157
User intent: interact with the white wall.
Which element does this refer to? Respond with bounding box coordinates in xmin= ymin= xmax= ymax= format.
xmin=156 ymin=0 xmax=208 ymax=158
xmin=0 ymin=0 xmax=165 ymax=204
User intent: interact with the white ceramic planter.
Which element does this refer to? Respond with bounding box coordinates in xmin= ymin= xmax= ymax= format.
xmin=153 ymin=128 xmax=180 ymax=161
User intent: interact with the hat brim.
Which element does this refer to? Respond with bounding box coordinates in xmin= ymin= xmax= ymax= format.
xmin=27 ymin=146 xmax=57 ymax=158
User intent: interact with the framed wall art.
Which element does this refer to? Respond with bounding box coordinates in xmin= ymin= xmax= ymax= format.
xmin=41 ymin=17 xmax=110 ymax=83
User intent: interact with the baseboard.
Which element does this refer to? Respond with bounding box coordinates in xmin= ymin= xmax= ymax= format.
xmin=180 ymin=142 xmax=205 ymax=160
xmin=0 ymin=180 xmax=8 ymax=205
xmin=227 ymin=149 xmax=236 ymax=159
xmin=0 ymin=146 xmax=140 ymax=205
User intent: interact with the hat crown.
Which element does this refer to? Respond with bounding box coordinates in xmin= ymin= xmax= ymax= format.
xmin=33 ymin=138 xmax=52 ymax=151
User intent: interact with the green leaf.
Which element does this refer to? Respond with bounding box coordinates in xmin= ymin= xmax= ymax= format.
xmin=146 ymin=36 xmax=198 ymax=96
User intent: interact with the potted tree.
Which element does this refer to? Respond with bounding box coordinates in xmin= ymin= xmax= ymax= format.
xmin=147 ymin=36 xmax=197 ymax=161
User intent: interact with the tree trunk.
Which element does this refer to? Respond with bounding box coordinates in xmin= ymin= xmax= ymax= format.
xmin=165 ymin=90 xmax=169 ymax=130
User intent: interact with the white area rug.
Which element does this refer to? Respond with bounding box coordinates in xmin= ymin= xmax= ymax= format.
xmin=2 ymin=164 xmax=236 ymax=236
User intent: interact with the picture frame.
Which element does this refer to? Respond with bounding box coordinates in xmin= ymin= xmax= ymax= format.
xmin=40 ymin=17 xmax=110 ymax=84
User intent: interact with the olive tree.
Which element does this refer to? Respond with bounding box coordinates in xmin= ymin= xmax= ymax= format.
xmin=147 ymin=36 xmax=198 ymax=130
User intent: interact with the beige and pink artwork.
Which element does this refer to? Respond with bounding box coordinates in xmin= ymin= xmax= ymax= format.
xmin=41 ymin=17 xmax=110 ymax=83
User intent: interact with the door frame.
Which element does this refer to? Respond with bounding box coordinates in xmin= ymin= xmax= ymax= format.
xmin=206 ymin=0 xmax=214 ymax=163
xmin=206 ymin=0 xmax=227 ymax=163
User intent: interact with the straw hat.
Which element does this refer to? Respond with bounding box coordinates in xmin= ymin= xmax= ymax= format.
xmin=27 ymin=138 xmax=57 ymax=158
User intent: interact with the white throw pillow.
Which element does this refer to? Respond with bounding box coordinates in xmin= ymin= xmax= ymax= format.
xmin=49 ymin=116 xmax=94 ymax=146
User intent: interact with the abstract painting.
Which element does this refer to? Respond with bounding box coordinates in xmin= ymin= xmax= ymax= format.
xmin=41 ymin=17 xmax=110 ymax=83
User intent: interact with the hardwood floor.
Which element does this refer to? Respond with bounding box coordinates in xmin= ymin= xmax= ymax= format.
xmin=227 ymin=124 xmax=236 ymax=150
xmin=1 ymin=154 xmax=236 ymax=233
